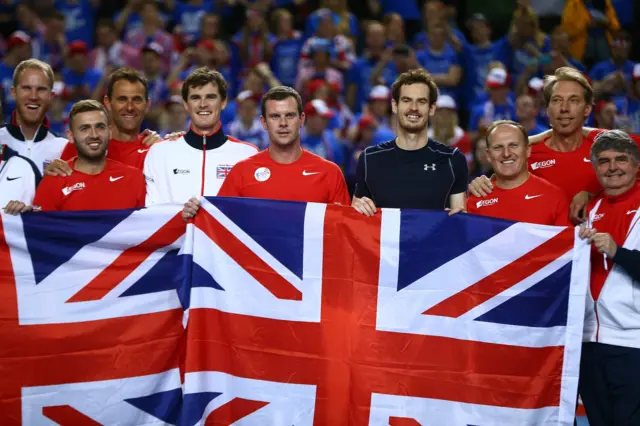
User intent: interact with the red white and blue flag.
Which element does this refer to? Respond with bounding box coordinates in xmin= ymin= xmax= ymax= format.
xmin=0 ymin=198 xmax=589 ymax=425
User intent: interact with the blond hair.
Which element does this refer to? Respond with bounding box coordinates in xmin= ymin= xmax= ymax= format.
xmin=543 ymin=66 xmax=594 ymax=106
xmin=13 ymin=59 xmax=54 ymax=89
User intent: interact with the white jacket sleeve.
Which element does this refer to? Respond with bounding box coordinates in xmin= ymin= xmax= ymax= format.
xmin=143 ymin=146 xmax=163 ymax=206
xmin=0 ymin=157 xmax=37 ymax=207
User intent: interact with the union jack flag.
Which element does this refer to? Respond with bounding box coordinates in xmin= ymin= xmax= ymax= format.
xmin=0 ymin=198 xmax=590 ymax=425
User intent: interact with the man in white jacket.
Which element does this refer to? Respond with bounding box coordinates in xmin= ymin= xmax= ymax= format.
xmin=579 ymin=129 xmax=640 ymax=426
xmin=143 ymin=67 xmax=257 ymax=205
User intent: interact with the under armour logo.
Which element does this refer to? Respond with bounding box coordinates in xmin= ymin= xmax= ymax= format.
xmin=424 ymin=163 xmax=436 ymax=171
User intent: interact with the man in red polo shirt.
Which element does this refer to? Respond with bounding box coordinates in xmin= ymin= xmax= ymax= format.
xmin=466 ymin=120 xmax=569 ymax=226
xmin=182 ymin=86 xmax=349 ymax=221
xmin=47 ymin=68 xmax=178 ymax=174
xmin=31 ymin=100 xmax=145 ymax=211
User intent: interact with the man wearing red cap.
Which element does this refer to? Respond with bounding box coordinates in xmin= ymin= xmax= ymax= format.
xmin=0 ymin=31 xmax=33 ymax=124
xmin=300 ymin=99 xmax=344 ymax=166
xmin=468 ymin=67 xmax=516 ymax=140
xmin=183 ymin=86 xmax=349 ymax=219
xmin=61 ymin=41 xmax=103 ymax=104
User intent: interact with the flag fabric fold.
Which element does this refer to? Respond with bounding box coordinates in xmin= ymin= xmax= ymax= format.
xmin=0 ymin=197 xmax=589 ymax=425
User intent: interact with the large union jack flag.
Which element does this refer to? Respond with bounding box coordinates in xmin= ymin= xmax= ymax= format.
xmin=0 ymin=197 xmax=589 ymax=425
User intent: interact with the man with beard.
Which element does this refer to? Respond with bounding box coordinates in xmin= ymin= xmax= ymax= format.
xmin=28 ymin=100 xmax=145 ymax=211
xmin=182 ymin=86 xmax=349 ymax=220
xmin=144 ymin=67 xmax=257 ymax=206
xmin=466 ymin=120 xmax=569 ymax=226
xmin=52 ymin=68 xmax=174 ymax=173
xmin=351 ymin=68 xmax=468 ymax=216
xmin=0 ymin=59 xmax=68 ymax=176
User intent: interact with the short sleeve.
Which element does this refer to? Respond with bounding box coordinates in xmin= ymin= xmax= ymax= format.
xmin=32 ymin=177 xmax=60 ymax=211
xmin=217 ymin=167 xmax=243 ymax=198
xmin=328 ymin=165 xmax=350 ymax=205
xmin=353 ymin=150 xmax=372 ymax=199
xmin=450 ymin=149 xmax=469 ymax=195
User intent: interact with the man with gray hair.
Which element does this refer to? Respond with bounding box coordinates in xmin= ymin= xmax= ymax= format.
xmin=578 ymin=129 xmax=640 ymax=426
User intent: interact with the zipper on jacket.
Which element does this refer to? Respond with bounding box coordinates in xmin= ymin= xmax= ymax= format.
xmin=594 ymin=301 xmax=600 ymax=342
xmin=200 ymin=135 xmax=207 ymax=196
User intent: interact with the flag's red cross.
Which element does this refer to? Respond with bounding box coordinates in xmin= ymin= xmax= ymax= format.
xmin=186 ymin=206 xmax=575 ymax=425
xmin=0 ymin=213 xmax=261 ymax=425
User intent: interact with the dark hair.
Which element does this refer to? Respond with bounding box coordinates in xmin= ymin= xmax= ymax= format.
xmin=96 ymin=18 xmax=117 ymax=32
xmin=68 ymin=99 xmax=109 ymax=128
xmin=48 ymin=11 xmax=65 ymax=22
xmin=591 ymin=130 xmax=640 ymax=164
xmin=181 ymin=67 xmax=227 ymax=102
xmin=106 ymin=68 xmax=149 ymax=101
xmin=485 ymin=120 xmax=529 ymax=147
xmin=261 ymin=86 xmax=302 ymax=117
xmin=391 ymin=68 xmax=439 ymax=106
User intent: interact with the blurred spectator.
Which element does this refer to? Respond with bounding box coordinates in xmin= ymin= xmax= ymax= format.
xmin=593 ymin=99 xmax=618 ymax=129
xmin=57 ymin=0 xmax=98 ymax=47
xmin=270 ymin=9 xmax=304 ymax=88
xmin=412 ymin=0 xmax=466 ymax=51
xmin=462 ymin=13 xmax=502 ymax=109
xmin=305 ymin=0 xmax=358 ymax=40
xmin=116 ymin=0 xmax=164 ymax=36
xmin=300 ymin=99 xmax=345 ymax=167
xmin=428 ymin=95 xmax=472 ymax=164
xmin=590 ymin=30 xmax=636 ymax=98
xmin=225 ymin=90 xmax=269 ymax=149
xmin=495 ymin=6 xmax=551 ymax=86
xmin=369 ymin=43 xmax=419 ymax=91
xmin=526 ymin=75 xmax=550 ymax=126
xmin=198 ymin=12 xmax=221 ymax=42
xmin=90 ymin=19 xmax=140 ymax=71
xmin=346 ymin=21 xmax=391 ymax=113
xmin=469 ymin=136 xmax=493 ymax=179
xmin=140 ymin=42 xmax=169 ymax=131
xmin=40 ymin=12 xmax=66 ymax=71
xmin=416 ymin=23 xmax=462 ymax=101
xmin=15 ymin=4 xmax=45 ymax=60
xmin=614 ymin=63 xmax=640 ymax=133
xmin=468 ymin=67 xmax=517 ymax=140
xmin=300 ymin=8 xmax=356 ymax=73
xmin=61 ymin=41 xmax=103 ymax=106
xmin=232 ymin=7 xmax=275 ymax=72
xmin=0 ymin=32 xmax=33 ymax=124
xmin=161 ymin=94 xmax=189 ymax=136
xmin=359 ymin=85 xmax=393 ymax=131
xmin=171 ymin=0 xmax=213 ymax=45
xmin=516 ymin=93 xmax=549 ymax=135
xmin=308 ymin=79 xmax=354 ymax=135
xmin=561 ymin=0 xmax=620 ymax=65
xmin=383 ymin=13 xmax=406 ymax=47
xmin=296 ymin=39 xmax=343 ymax=95
xmin=125 ymin=0 xmax=173 ymax=74
xmin=549 ymin=26 xmax=586 ymax=72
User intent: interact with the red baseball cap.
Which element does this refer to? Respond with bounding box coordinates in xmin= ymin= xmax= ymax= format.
xmin=486 ymin=68 xmax=509 ymax=89
xmin=7 ymin=31 xmax=30 ymax=51
xmin=358 ymin=114 xmax=378 ymax=131
xmin=304 ymin=99 xmax=334 ymax=118
xmin=68 ymin=40 xmax=89 ymax=56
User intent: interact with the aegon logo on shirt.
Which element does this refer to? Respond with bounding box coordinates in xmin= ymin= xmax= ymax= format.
xmin=62 ymin=182 xmax=85 ymax=196
xmin=476 ymin=198 xmax=499 ymax=208
xmin=592 ymin=213 xmax=605 ymax=223
xmin=173 ymin=168 xmax=190 ymax=175
xmin=531 ymin=159 xmax=556 ymax=170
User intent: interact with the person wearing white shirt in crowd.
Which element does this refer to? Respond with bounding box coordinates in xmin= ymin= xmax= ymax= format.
xmin=225 ymin=90 xmax=269 ymax=150
xmin=0 ymin=144 xmax=40 ymax=214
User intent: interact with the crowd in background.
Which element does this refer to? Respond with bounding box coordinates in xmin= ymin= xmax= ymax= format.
xmin=0 ymin=0 xmax=638 ymax=183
